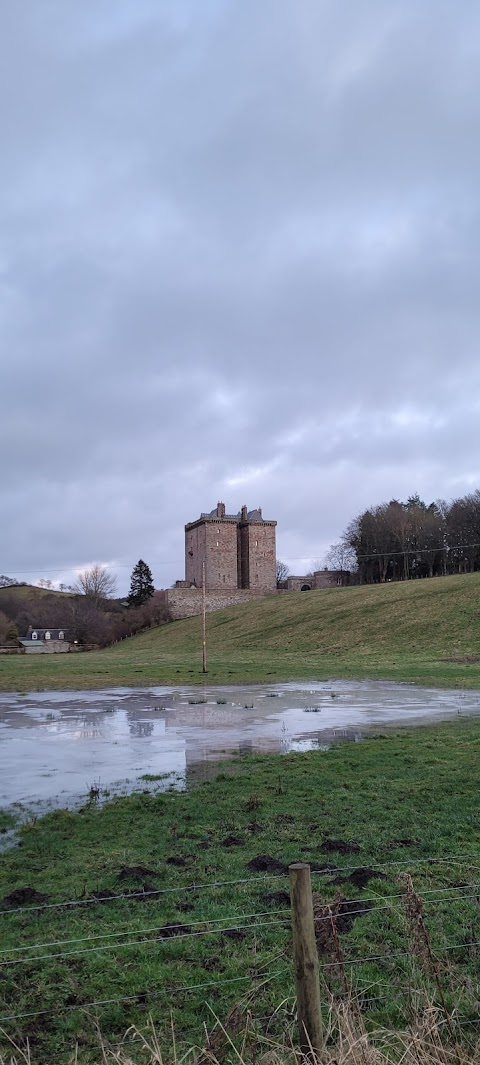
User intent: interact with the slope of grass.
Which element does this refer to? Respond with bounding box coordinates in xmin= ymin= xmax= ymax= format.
xmin=1 ymin=573 xmax=480 ymax=691
xmin=0 ymin=584 xmax=73 ymax=602
xmin=1 ymin=719 xmax=480 ymax=1062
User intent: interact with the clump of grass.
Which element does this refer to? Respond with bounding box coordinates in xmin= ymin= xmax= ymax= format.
xmin=188 ymin=698 xmax=207 ymax=705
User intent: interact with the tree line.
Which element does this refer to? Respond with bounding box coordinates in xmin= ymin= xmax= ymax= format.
xmin=0 ymin=560 xmax=170 ymax=647
xmin=326 ymin=490 xmax=480 ymax=584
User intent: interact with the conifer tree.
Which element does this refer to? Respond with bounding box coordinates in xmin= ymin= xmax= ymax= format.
xmin=128 ymin=560 xmax=155 ymax=607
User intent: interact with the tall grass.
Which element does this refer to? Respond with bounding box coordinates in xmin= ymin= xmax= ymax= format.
xmin=1 ymin=1003 xmax=479 ymax=1065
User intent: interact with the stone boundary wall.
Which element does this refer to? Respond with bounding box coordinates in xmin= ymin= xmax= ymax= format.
xmin=166 ymin=587 xmax=274 ymax=621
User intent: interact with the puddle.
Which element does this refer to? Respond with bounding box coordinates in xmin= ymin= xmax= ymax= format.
xmin=1 ymin=680 xmax=479 ymax=816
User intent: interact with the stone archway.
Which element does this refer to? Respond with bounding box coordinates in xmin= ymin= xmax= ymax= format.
xmin=301 ymin=584 xmax=311 ymax=591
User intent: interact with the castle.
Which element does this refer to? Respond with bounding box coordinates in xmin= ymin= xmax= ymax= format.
xmin=166 ymin=502 xmax=277 ymax=618
xmin=184 ymin=502 xmax=277 ymax=592
xmin=164 ymin=501 xmax=348 ymax=620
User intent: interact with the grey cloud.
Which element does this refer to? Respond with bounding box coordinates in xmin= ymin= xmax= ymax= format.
xmin=1 ymin=0 xmax=480 ymax=589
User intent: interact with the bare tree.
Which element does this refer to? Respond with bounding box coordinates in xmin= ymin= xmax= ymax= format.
xmin=276 ymin=559 xmax=290 ymax=586
xmin=322 ymin=542 xmax=357 ymax=576
xmin=74 ymin=564 xmax=117 ymax=607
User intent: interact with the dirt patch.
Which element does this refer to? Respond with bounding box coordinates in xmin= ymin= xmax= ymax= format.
xmin=118 ymin=865 xmax=159 ymax=881
xmin=221 ymin=835 xmax=245 ymax=848
xmin=157 ymin=922 xmax=191 ymax=939
xmin=247 ymin=854 xmax=287 ymax=874
xmin=332 ymin=866 xmax=387 ymax=890
xmin=247 ymin=821 xmax=264 ymax=834
xmin=1 ymin=886 xmax=49 ymax=907
xmin=88 ymin=882 xmax=161 ymax=904
xmin=440 ymin=656 xmax=480 ymax=664
xmin=166 ymin=855 xmax=188 ymax=867
xmin=313 ymin=893 xmax=372 ymax=950
xmin=223 ymin=928 xmax=247 ymax=941
xmin=88 ymin=888 xmax=117 ymax=903
xmin=387 ymin=838 xmax=418 ymax=849
xmin=334 ymin=898 xmax=373 ymax=932
xmin=320 ymin=838 xmax=361 ymax=855
xmin=126 ymin=882 xmax=159 ymax=900
xmin=262 ymin=890 xmax=290 ymax=907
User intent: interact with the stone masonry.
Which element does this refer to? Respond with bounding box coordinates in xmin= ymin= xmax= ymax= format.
xmin=184 ymin=502 xmax=277 ymax=592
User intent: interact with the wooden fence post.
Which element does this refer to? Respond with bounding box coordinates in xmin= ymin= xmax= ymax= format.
xmin=289 ymin=862 xmax=323 ymax=1060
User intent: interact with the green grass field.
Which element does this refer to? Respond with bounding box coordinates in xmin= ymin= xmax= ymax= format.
xmin=1 ymin=719 xmax=480 ymax=1062
xmin=1 ymin=573 xmax=480 ymax=691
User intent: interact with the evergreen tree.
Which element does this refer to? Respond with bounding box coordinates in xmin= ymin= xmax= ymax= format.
xmin=127 ymin=560 xmax=155 ymax=607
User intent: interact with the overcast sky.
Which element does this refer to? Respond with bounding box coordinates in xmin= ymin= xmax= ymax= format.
xmin=2 ymin=0 xmax=480 ymax=593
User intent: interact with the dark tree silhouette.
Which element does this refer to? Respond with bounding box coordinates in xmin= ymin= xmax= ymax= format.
xmin=128 ymin=560 xmax=155 ymax=607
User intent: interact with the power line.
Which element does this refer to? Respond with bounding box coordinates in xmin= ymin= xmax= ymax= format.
xmin=4 ymin=539 xmax=480 ymax=576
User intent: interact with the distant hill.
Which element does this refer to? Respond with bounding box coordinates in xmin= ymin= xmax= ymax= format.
xmin=0 ymin=584 xmax=73 ymax=600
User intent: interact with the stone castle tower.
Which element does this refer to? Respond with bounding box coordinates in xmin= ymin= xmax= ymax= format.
xmin=185 ymin=502 xmax=277 ymax=592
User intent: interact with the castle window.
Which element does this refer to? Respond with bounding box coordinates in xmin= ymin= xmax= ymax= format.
xmin=59 ymin=631 xmax=64 ymax=639
xmin=216 ymin=541 xmax=219 ymax=547
xmin=255 ymin=540 xmax=258 ymax=547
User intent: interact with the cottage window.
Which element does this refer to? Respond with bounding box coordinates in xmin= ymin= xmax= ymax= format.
xmin=59 ymin=631 xmax=64 ymax=640
xmin=45 ymin=631 xmax=51 ymax=640
xmin=32 ymin=632 xmax=38 ymax=640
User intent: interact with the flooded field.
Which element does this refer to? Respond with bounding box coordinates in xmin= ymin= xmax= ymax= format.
xmin=1 ymin=679 xmax=480 ymax=812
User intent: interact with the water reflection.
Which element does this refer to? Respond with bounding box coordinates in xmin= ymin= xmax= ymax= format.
xmin=0 ymin=679 xmax=479 ymax=808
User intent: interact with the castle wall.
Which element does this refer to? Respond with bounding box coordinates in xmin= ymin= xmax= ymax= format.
xmin=166 ymin=587 xmax=273 ymax=620
xmin=204 ymin=520 xmax=238 ymax=590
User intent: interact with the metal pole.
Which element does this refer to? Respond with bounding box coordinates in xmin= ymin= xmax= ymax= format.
xmin=289 ymin=862 xmax=323 ymax=1059
xmin=202 ymin=561 xmax=207 ymax=673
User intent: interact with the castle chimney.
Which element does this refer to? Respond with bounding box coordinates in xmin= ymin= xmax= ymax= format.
xmin=241 ymin=505 xmax=248 ymax=521
xmin=217 ymin=501 xmax=226 ymax=518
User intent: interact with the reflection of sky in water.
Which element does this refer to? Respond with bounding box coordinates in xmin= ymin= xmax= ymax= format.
xmin=1 ymin=680 xmax=480 ymax=808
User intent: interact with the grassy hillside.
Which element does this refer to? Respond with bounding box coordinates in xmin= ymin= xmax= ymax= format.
xmin=1 ymin=572 xmax=480 ymax=691
xmin=0 ymin=584 xmax=73 ymax=601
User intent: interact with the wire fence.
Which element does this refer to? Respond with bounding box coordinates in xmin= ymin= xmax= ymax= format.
xmin=0 ymin=856 xmax=479 ymax=1045
xmin=2 ymin=850 xmax=480 ymax=918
